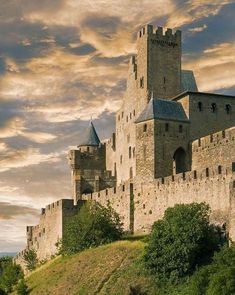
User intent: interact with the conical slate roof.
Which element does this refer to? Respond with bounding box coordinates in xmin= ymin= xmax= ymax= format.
xmin=79 ymin=121 xmax=101 ymax=146
xmin=135 ymin=96 xmax=189 ymax=123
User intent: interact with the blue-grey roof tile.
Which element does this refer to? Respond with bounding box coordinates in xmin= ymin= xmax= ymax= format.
xmin=79 ymin=121 xmax=101 ymax=146
xmin=135 ymin=97 xmax=189 ymax=123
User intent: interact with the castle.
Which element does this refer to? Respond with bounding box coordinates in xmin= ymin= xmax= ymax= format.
xmin=15 ymin=24 xmax=235 ymax=268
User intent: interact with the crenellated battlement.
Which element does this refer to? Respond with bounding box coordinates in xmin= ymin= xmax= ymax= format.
xmin=193 ymin=127 xmax=235 ymax=150
xmin=137 ymin=24 xmax=181 ymax=44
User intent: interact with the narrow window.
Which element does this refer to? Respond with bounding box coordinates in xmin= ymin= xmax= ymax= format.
xmin=122 ymin=185 xmax=125 ymax=192
xmin=198 ymin=102 xmax=202 ymax=112
xmin=133 ymin=147 xmax=135 ymax=158
xmin=206 ymin=168 xmax=209 ymax=177
xmin=129 ymin=146 xmax=132 ymax=159
xmin=165 ymin=123 xmax=169 ymax=132
xmin=222 ymin=130 xmax=226 ymax=138
xmin=133 ymin=110 xmax=136 ymax=116
xmin=120 ymin=155 xmax=122 ymax=164
xmin=140 ymin=76 xmax=144 ymax=88
xmin=126 ymin=116 xmax=128 ymax=122
xmin=218 ymin=165 xmax=222 ymax=174
xmin=225 ymin=104 xmax=231 ymax=114
xmin=210 ymin=134 xmax=213 ymax=143
xmin=194 ymin=170 xmax=197 ymax=179
xmin=130 ymin=113 xmax=132 ymax=119
xmin=118 ymin=115 xmax=120 ymax=121
xmin=130 ymin=167 xmax=133 ymax=178
xmin=122 ymin=112 xmax=124 ymax=118
xmin=87 ymin=147 xmax=90 ymax=152
xmin=163 ymin=76 xmax=166 ymax=84
xmin=198 ymin=138 xmax=201 ymax=147
xmin=211 ymin=103 xmax=217 ymax=113
xmin=179 ymin=125 xmax=183 ymax=133
xmin=143 ymin=123 xmax=147 ymax=132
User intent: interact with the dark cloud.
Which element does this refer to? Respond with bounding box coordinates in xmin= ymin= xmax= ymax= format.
xmin=0 ymin=202 xmax=39 ymax=220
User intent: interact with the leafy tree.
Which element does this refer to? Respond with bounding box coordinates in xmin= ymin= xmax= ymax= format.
xmin=0 ymin=258 xmax=23 ymax=294
xmin=144 ymin=203 xmax=224 ymax=282
xmin=16 ymin=278 xmax=29 ymax=295
xmin=206 ymin=267 xmax=235 ymax=295
xmin=23 ymin=249 xmax=38 ymax=271
xmin=61 ymin=201 xmax=123 ymax=255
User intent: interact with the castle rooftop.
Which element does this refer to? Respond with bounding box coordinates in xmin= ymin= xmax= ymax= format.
xmin=79 ymin=121 xmax=101 ymax=146
xmin=135 ymin=97 xmax=189 ymax=123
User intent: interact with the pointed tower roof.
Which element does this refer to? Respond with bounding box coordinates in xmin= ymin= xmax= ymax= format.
xmin=79 ymin=121 xmax=101 ymax=147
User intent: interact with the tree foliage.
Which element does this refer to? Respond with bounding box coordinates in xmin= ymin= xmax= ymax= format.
xmin=23 ymin=249 xmax=38 ymax=271
xmin=0 ymin=257 xmax=23 ymax=294
xmin=144 ymin=203 xmax=224 ymax=282
xmin=16 ymin=278 xmax=29 ymax=295
xmin=60 ymin=201 xmax=123 ymax=255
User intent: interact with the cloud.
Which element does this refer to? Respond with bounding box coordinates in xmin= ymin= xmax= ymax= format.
xmin=188 ymin=24 xmax=207 ymax=33
xmin=184 ymin=42 xmax=235 ymax=91
xmin=0 ymin=202 xmax=39 ymax=220
xmin=0 ymin=147 xmax=60 ymax=172
xmin=167 ymin=0 xmax=233 ymax=28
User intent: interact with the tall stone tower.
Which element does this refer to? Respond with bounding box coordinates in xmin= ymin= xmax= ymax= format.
xmin=68 ymin=121 xmax=116 ymax=204
xmin=136 ymin=24 xmax=182 ymax=110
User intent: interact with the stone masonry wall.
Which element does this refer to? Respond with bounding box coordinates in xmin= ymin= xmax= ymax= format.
xmin=192 ymin=127 xmax=235 ymax=170
xmin=14 ymin=199 xmax=84 ymax=270
xmin=82 ymin=163 xmax=235 ymax=238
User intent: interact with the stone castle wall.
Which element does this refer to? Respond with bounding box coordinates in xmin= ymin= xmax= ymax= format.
xmin=83 ymin=163 xmax=235 ymax=236
xmin=14 ymin=199 xmax=85 ymax=270
xmin=192 ymin=127 xmax=235 ymax=170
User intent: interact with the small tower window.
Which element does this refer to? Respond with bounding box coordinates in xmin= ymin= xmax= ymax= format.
xmin=126 ymin=116 xmax=128 ymax=122
xmin=179 ymin=125 xmax=183 ymax=133
xmin=130 ymin=113 xmax=132 ymax=119
xmin=133 ymin=110 xmax=136 ymax=116
xmin=225 ymin=104 xmax=231 ymax=114
xmin=133 ymin=147 xmax=135 ymax=158
xmin=129 ymin=146 xmax=132 ymax=159
xmin=163 ymin=76 xmax=166 ymax=84
xmin=198 ymin=102 xmax=202 ymax=111
xmin=211 ymin=103 xmax=217 ymax=113
xmin=130 ymin=167 xmax=133 ymax=178
xmin=120 ymin=155 xmax=122 ymax=164
xmin=118 ymin=115 xmax=120 ymax=121
xmin=87 ymin=147 xmax=90 ymax=152
xmin=140 ymin=76 xmax=144 ymax=88
xmin=165 ymin=123 xmax=169 ymax=132
xmin=143 ymin=123 xmax=147 ymax=132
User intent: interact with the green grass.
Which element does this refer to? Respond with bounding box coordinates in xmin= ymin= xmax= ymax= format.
xmin=23 ymin=240 xmax=157 ymax=295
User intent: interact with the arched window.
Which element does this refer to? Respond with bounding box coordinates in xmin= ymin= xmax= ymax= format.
xmin=211 ymin=103 xmax=217 ymax=113
xmin=165 ymin=123 xmax=169 ymax=132
xmin=129 ymin=146 xmax=132 ymax=159
xmin=179 ymin=125 xmax=183 ymax=133
xmin=143 ymin=123 xmax=147 ymax=132
xmin=225 ymin=104 xmax=231 ymax=114
xmin=198 ymin=102 xmax=202 ymax=111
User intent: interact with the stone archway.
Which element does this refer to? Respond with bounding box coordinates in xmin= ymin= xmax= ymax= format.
xmin=173 ymin=147 xmax=187 ymax=174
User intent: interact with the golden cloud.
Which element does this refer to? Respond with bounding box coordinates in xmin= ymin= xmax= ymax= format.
xmin=184 ymin=42 xmax=235 ymax=91
xmin=0 ymin=147 xmax=61 ymax=172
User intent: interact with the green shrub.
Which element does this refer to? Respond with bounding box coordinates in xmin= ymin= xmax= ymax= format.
xmin=144 ymin=203 xmax=224 ymax=282
xmin=23 ymin=249 xmax=38 ymax=271
xmin=0 ymin=258 xmax=23 ymax=293
xmin=206 ymin=267 xmax=235 ymax=295
xmin=16 ymin=278 xmax=29 ymax=295
xmin=60 ymin=201 xmax=123 ymax=255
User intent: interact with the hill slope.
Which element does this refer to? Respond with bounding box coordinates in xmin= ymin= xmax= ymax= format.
xmin=25 ymin=240 xmax=157 ymax=295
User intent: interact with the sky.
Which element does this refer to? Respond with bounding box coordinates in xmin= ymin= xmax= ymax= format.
xmin=0 ymin=0 xmax=235 ymax=252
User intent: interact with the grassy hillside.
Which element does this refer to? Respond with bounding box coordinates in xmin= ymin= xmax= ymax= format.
xmin=24 ymin=240 xmax=157 ymax=295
